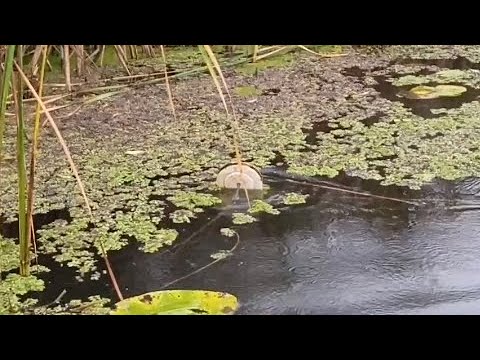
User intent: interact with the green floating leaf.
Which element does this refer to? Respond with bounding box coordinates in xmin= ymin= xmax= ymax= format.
xmin=0 ymin=237 xmax=20 ymax=272
xmin=435 ymin=85 xmax=468 ymax=97
xmin=220 ymin=228 xmax=236 ymax=237
xmin=232 ymin=213 xmax=257 ymax=225
xmin=110 ymin=290 xmax=239 ymax=315
xmin=168 ymin=191 xmax=222 ymax=210
xmin=234 ymin=86 xmax=261 ymax=97
xmin=407 ymin=85 xmax=438 ymax=99
xmin=248 ymin=200 xmax=280 ymax=215
xmin=282 ymin=192 xmax=309 ymax=205
xmin=435 ymin=69 xmax=468 ymax=81
xmin=406 ymin=85 xmax=467 ymax=99
xmin=170 ymin=209 xmax=196 ymax=223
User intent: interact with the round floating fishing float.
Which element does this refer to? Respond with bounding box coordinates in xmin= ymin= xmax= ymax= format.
xmin=216 ymin=163 xmax=263 ymax=190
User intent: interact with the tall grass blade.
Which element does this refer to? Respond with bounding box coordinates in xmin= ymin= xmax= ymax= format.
xmin=129 ymin=45 xmax=138 ymax=60
xmin=99 ymin=45 xmax=106 ymax=67
xmin=30 ymin=45 xmax=43 ymax=77
xmin=45 ymin=45 xmax=53 ymax=71
xmin=160 ymin=45 xmax=177 ymax=121
xmin=198 ymin=46 xmax=229 ymax=114
xmin=12 ymin=49 xmax=29 ymax=276
xmin=252 ymin=45 xmax=259 ymax=62
xmin=63 ymin=45 xmax=72 ymax=92
xmin=74 ymin=45 xmax=84 ymax=76
xmin=199 ymin=45 xmax=242 ymax=164
xmin=143 ymin=45 xmax=153 ymax=57
xmin=297 ymin=45 xmax=347 ymax=57
xmin=114 ymin=45 xmax=131 ymax=76
xmin=14 ymin=62 xmax=124 ymax=301
xmin=202 ymin=45 xmax=241 ymax=141
xmin=256 ymin=45 xmax=281 ymax=54
xmin=0 ymin=45 xmax=16 ymax=161
xmin=149 ymin=45 xmax=156 ymax=56
xmin=26 ymin=45 xmax=48 ymax=265
xmin=255 ymin=46 xmax=290 ymax=61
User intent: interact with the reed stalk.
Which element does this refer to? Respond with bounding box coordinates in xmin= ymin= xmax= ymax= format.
xmin=0 ymin=45 xmax=16 ymax=161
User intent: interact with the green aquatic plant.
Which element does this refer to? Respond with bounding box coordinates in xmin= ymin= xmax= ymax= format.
xmin=0 ymin=237 xmax=20 ymax=273
xmin=392 ymin=68 xmax=480 ymax=88
xmin=232 ymin=213 xmax=257 ymax=225
xmin=29 ymin=295 xmax=112 ymax=315
xmin=116 ymin=213 xmax=178 ymax=253
xmin=435 ymin=85 xmax=468 ymax=97
xmin=234 ymin=86 xmax=261 ymax=97
xmin=248 ymin=199 xmax=280 ymax=215
xmin=170 ymin=209 xmax=196 ymax=223
xmin=110 ymin=290 xmax=239 ymax=315
xmin=282 ymin=192 xmax=309 ymax=205
xmin=167 ymin=191 xmax=222 ymax=210
xmin=403 ymin=84 xmax=467 ymax=99
xmin=235 ymin=52 xmax=296 ymax=76
xmin=385 ymin=45 xmax=480 ymax=63
xmin=0 ymin=235 xmax=50 ymax=313
xmin=220 ymin=228 xmax=236 ymax=237
xmin=285 ymin=101 xmax=480 ymax=189
xmin=0 ymin=274 xmax=44 ymax=314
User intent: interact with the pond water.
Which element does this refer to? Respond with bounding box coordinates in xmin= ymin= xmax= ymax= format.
xmin=6 ymin=49 xmax=480 ymax=315
xmin=34 ymin=175 xmax=480 ymax=315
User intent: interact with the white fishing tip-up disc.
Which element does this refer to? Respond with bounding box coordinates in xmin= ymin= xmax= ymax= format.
xmin=216 ymin=163 xmax=263 ymax=190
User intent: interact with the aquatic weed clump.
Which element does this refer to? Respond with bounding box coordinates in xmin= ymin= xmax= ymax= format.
xmin=391 ymin=69 xmax=480 ymax=89
xmin=0 ymin=236 xmax=47 ymax=314
xmin=285 ymin=101 xmax=480 ymax=189
xmin=384 ymin=45 xmax=480 ymax=63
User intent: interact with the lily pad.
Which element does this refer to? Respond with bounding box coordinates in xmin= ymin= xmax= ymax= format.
xmin=234 ymin=86 xmax=261 ymax=97
xmin=407 ymin=85 xmax=438 ymax=99
xmin=406 ymin=84 xmax=467 ymax=99
xmin=435 ymin=84 xmax=468 ymax=97
xmin=110 ymin=290 xmax=239 ymax=315
xmin=435 ymin=69 xmax=467 ymax=81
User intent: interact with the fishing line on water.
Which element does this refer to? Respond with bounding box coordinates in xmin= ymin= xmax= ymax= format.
xmin=160 ymin=232 xmax=241 ymax=289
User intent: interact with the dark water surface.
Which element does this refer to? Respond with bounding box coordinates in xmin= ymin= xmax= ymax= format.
xmin=35 ymin=176 xmax=480 ymax=315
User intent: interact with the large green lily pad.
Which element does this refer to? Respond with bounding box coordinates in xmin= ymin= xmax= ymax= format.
xmin=110 ymin=290 xmax=239 ymax=315
xmin=435 ymin=84 xmax=468 ymax=97
xmin=405 ymin=84 xmax=467 ymax=99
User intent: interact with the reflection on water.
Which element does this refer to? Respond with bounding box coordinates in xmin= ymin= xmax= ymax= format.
xmin=101 ymin=177 xmax=480 ymax=315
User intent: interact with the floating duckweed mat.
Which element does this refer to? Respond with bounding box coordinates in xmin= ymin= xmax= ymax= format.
xmin=392 ymin=69 xmax=480 ymax=88
xmin=385 ymin=45 xmax=480 ymax=63
xmin=286 ymin=101 xmax=480 ymax=189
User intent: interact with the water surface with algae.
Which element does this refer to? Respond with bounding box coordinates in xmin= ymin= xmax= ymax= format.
xmin=3 ymin=46 xmax=480 ymax=314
